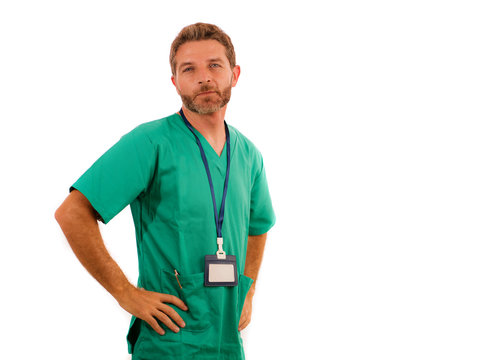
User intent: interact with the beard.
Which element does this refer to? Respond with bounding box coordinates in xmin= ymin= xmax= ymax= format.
xmin=180 ymin=83 xmax=232 ymax=115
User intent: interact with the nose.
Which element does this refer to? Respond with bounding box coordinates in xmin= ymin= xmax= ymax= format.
xmin=197 ymin=68 xmax=212 ymax=84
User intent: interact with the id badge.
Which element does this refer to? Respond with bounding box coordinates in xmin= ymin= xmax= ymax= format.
xmin=204 ymin=255 xmax=238 ymax=287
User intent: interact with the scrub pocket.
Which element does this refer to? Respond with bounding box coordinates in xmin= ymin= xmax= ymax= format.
xmin=159 ymin=270 xmax=211 ymax=332
xmin=127 ymin=316 xmax=142 ymax=354
xmin=237 ymin=274 xmax=254 ymax=323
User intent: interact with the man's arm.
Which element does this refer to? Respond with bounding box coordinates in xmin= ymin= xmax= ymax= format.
xmin=55 ymin=190 xmax=187 ymax=335
xmin=238 ymin=232 xmax=267 ymax=331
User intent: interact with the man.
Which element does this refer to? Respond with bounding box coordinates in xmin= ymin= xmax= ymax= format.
xmin=55 ymin=23 xmax=275 ymax=359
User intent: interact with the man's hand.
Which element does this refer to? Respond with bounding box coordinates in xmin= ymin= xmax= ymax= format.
xmin=238 ymin=285 xmax=255 ymax=331
xmin=117 ymin=285 xmax=188 ymax=336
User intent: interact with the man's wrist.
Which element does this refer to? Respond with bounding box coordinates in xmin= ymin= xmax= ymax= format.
xmin=112 ymin=281 xmax=136 ymax=304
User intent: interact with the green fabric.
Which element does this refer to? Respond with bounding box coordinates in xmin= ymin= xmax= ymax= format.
xmin=71 ymin=113 xmax=276 ymax=359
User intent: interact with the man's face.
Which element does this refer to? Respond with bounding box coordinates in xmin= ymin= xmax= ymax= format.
xmin=171 ymin=40 xmax=240 ymax=115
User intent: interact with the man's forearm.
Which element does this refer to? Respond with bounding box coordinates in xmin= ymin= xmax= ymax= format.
xmin=237 ymin=232 xmax=268 ymax=330
xmin=55 ymin=190 xmax=133 ymax=301
xmin=244 ymin=233 xmax=267 ymax=295
xmin=55 ymin=191 xmax=189 ymax=335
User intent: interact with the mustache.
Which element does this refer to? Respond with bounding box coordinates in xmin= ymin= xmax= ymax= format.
xmin=196 ymin=85 xmax=220 ymax=95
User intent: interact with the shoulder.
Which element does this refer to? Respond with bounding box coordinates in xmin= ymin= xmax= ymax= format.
xmin=230 ymin=125 xmax=260 ymax=154
xmin=229 ymin=124 xmax=265 ymax=170
xmin=118 ymin=113 xmax=184 ymax=150
xmin=130 ymin=113 xmax=180 ymax=141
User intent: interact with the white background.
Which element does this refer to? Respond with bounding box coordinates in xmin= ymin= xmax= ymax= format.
xmin=1 ymin=1 xmax=483 ymax=359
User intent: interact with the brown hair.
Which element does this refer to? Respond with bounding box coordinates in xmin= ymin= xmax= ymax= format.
xmin=170 ymin=23 xmax=236 ymax=75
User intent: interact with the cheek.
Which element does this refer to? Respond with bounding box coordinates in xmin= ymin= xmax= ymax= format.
xmin=174 ymin=75 xmax=188 ymax=91
xmin=175 ymin=81 xmax=188 ymax=95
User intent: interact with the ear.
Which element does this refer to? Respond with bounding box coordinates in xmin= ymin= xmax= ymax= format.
xmin=171 ymin=75 xmax=180 ymax=94
xmin=231 ymin=65 xmax=241 ymax=87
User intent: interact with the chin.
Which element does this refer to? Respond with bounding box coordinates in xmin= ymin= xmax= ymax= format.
xmin=192 ymin=102 xmax=226 ymax=115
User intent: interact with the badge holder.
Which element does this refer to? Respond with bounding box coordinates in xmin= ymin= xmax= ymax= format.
xmin=204 ymin=237 xmax=238 ymax=287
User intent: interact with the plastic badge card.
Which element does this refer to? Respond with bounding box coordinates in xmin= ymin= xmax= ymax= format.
xmin=204 ymin=255 xmax=238 ymax=287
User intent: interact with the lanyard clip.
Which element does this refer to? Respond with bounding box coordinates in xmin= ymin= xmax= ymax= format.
xmin=216 ymin=237 xmax=226 ymax=259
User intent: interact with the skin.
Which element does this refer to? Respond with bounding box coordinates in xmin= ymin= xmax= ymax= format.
xmin=238 ymin=233 xmax=267 ymax=331
xmin=171 ymin=39 xmax=240 ymax=156
xmin=55 ymin=39 xmax=267 ymax=336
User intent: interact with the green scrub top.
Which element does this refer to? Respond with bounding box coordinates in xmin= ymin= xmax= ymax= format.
xmin=71 ymin=113 xmax=276 ymax=360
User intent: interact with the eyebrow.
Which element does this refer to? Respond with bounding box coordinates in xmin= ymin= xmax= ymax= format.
xmin=208 ymin=57 xmax=224 ymax=63
xmin=179 ymin=61 xmax=194 ymax=69
xmin=178 ymin=58 xmax=224 ymax=69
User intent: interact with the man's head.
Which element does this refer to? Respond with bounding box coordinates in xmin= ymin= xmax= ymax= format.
xmin=170 ymin=23 xmax=240 ymax=115
xmin=170 ymin=23 xmax=236 ymax=76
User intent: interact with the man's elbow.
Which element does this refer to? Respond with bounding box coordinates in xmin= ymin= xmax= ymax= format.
xmin=55 ymin=200 xmax=73 ymax=229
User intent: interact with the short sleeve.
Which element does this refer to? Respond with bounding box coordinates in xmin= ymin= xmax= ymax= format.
xmin=248 ymin=153 xmax=276 ymax=235
xmin=70 ymin=125 xmax=157 ymax=224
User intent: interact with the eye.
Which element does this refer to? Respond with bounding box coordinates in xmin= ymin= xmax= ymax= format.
xmin=182 ymin=67 xmax=194 ymax=73
xmin=210 ymin=63 xmax=221 ymax=68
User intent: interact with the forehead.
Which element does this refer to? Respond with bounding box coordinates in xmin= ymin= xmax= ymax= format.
xmin=175 ymin=40 xmax=229 ymax=64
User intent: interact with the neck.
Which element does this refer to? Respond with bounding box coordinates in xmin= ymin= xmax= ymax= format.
xmin=181 ymin=105 xmax=228 ymax=156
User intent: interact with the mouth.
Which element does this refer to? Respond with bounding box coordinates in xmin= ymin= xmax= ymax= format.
xmin=197 ymin=91 xmax=217 ymax=96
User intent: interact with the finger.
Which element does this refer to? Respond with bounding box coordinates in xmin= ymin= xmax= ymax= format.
xmin=158 ymin=303 xmax=186 ymax=328
xmin=160 ymin=294 xmax=188 ymax=311
xmin=238 ymin=313 xmax=246 ymax=331
xmin=239 ymin=318 xmax=250 ymax=331
xmin=238 ymin=311 xmax=251 ymax=331
xmin=146 ymin=317 xmax=166 ymax=336
xmin=153 ymin=310 xmax=180 ymax=333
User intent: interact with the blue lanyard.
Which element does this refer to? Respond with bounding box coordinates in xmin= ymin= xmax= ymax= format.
xmin=179 ymin=108 xmax=231 ymax=239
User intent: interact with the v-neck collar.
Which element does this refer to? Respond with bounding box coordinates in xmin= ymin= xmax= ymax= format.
xmin=175 ymin=112 xmax=236 ymax=162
